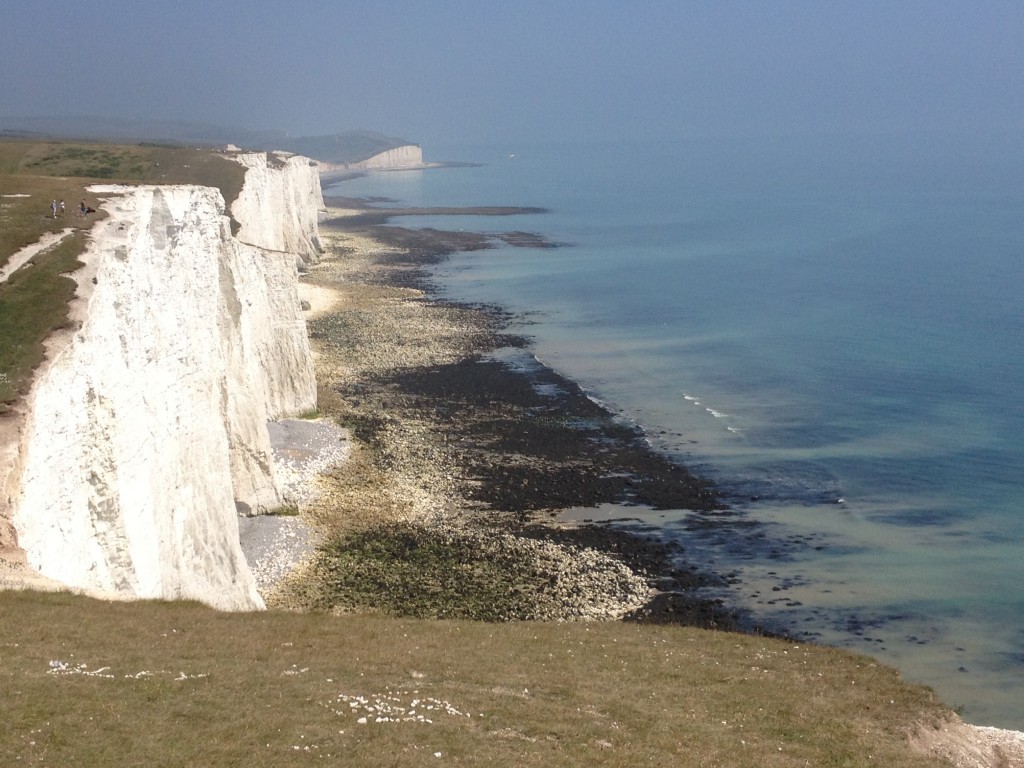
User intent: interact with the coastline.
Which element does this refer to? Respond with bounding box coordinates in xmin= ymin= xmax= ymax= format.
xmin=319 ymin=159 xmax=1024 ymax=731
xmin=264 ymin=195 xmax=1024 ymax=762
xmin=268 ymin=199 xmax=742 ymax=627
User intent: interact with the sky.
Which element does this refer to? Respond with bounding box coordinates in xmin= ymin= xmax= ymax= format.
xmin=2 ymin=0 xmax=1022 ymax=149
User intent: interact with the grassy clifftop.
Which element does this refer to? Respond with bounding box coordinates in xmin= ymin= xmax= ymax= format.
xmin=0 ymin=139 xmax=246 ymax=412
xmin=0 ymin=590 xmax=954 ymax=767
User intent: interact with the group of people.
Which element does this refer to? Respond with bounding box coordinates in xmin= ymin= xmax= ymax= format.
xmin=49 ymin=199 xmax=95 ymax=218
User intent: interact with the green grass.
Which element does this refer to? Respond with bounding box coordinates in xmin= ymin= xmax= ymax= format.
xmin=0 ymin=139 xmax=246 ymax=201
xmin=0 ymin=231 xmax=85 ymax=407
xmin=0 ymin=590 xmax=953 ymax=767
xmin=299 ymin=522 xmax=556 ymax=620
xmin=265 ymin=504 xmax=301 ymax=517
xmin=0 ymin=138 xmax=248 ymax=412
xmin=0 ymin=172 xmax=95 ymax=271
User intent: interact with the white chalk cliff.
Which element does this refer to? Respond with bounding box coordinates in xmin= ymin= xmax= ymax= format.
xmin=7 ymin=152 xmax=322 ymax=610
xmin=233 ymin=152 xmax=323 ymax=264
xmin=353 ymin=144 xmax=424 ymax=169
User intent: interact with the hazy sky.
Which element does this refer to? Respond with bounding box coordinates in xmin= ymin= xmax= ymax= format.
xmin=3 ymin=0 xmax=1021 ymax=147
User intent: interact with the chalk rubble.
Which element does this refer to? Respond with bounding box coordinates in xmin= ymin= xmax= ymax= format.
xmin=9 ymin=152 xmax=322 ymax=610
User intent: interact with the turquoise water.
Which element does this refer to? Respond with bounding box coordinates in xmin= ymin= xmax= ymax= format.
xmin=327 ymin=136 xmax=1024 ymax=728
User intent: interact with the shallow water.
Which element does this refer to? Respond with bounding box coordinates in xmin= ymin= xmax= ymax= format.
xmin=327 ymin=134 xmax=1024 ymax=728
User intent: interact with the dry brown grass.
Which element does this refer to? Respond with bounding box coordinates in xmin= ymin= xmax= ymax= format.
xmin=0 ymin=590 xmax=954 ymax=767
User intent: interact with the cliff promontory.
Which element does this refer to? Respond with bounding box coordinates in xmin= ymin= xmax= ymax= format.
xmin=352 ymin=144 xmax=425 ymax=170
xmin=3 ymin=152 xmax=322 ymax=610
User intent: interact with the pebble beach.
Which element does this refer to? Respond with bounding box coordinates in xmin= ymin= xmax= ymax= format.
xmin=256 ymin=201 xmax=736 ymax=626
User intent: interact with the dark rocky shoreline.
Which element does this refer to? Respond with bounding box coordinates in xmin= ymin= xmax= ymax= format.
xmin=307 ymin=199 xmax=970 ymax=655
xmin=287 ymin=200 xmax=803 ymax=631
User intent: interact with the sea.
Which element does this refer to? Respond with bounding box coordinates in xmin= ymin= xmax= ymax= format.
xmin=325 ymin=133 xmax=1024 ymax=729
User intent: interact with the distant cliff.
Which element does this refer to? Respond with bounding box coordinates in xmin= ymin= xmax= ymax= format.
xmin=5 ymin=152 xmax=321 ymax=610
xmin=281 ymin=131 xmax=418 ymax=166
xmin=352 ymin=145 xmax=425 ymax=170
xmin=0 ymin=118 xmax=416 ymax=168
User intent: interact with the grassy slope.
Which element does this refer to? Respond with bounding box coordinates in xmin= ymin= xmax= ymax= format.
xmin=0 ymin=591 xmax=952 ymax=768
xmin=0 ymin=139 xmax=245 ymax=411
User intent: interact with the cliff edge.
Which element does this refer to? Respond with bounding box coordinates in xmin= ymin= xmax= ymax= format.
xmin=2 ymin=152 xmax=322 ymax=610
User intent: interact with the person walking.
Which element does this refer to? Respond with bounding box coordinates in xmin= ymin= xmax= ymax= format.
xmin=51 ymin=199 xmax=57 ymax=218
xmin=59 ymin=199 xmax=65 ymax=217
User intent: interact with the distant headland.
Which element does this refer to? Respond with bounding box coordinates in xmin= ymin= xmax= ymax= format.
xmin=0 ymin=115 xmax=427 ymax=168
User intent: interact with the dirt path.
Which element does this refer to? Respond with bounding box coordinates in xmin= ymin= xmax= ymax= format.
xmin=0 ymin=228 xmax=74 ymax=284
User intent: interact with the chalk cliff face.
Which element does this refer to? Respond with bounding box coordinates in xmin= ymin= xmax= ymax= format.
xmin=233 ymin=152 xmax=323 ymax=263
xmin=8 ymin=153 xmax=321 ymax=610
xmin=353 ymin=144 xmax=424 ymax=170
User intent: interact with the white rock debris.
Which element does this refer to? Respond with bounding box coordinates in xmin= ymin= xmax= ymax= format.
xmin=238 ymin=417 xmax=350 ymax=593
xmin=326 ymin=689 xmax=471 ymax=725
xmin=47 ymin=660 xmax=208 ymax=680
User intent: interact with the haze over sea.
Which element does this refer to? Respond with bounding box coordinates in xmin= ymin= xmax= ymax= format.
xmin=328 ymin=132 xmax=1024 ymax=729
